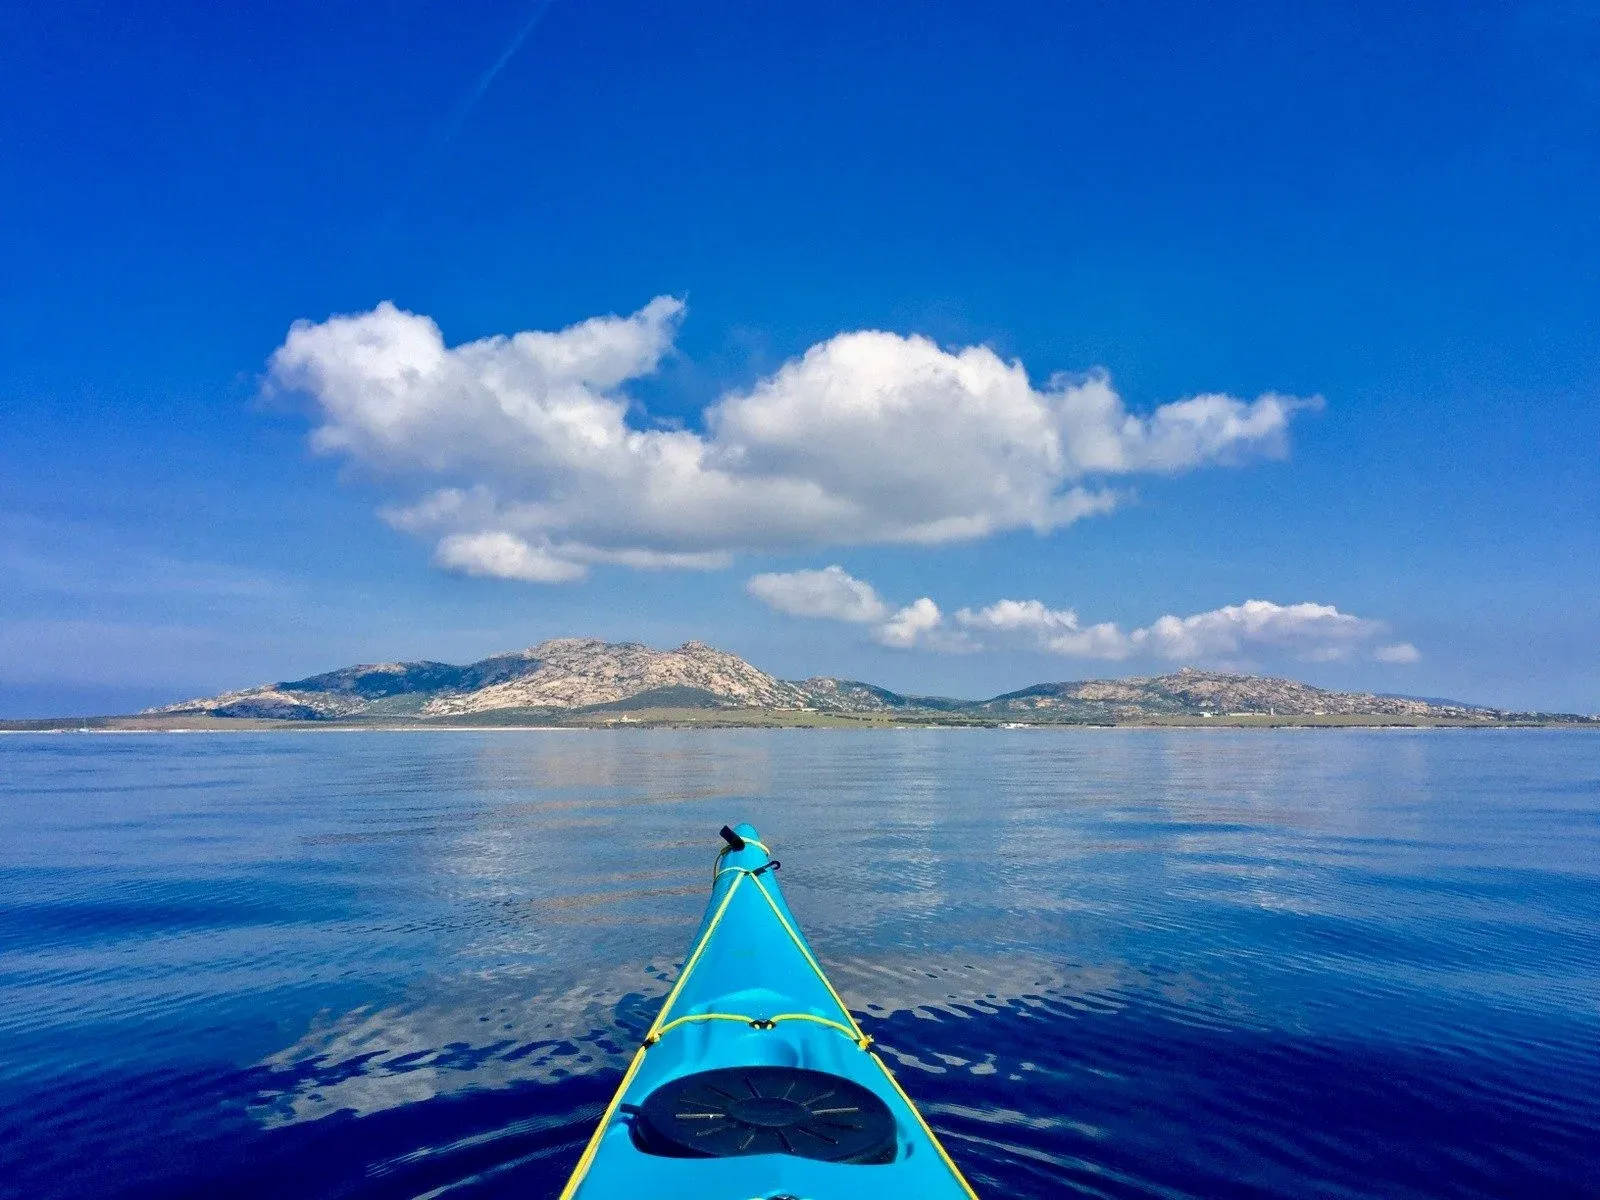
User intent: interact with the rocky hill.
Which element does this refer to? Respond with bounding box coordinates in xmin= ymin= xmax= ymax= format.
xmin=147 ymin=640 xmax=1567 ymax=724
xmin=979 ymin=668 xmax=1502 ymax=721
xmin=151 ymin=638 xmax=877 ymax=720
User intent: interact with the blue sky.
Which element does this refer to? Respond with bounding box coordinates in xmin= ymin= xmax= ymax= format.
xmin=2 ymin=0 xmax=1596 ymax=716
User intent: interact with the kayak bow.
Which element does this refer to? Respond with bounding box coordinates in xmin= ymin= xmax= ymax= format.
xmin=558 ymin=823 xmax=978 ymax=1199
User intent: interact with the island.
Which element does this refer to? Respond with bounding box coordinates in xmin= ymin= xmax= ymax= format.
xmin=3 ymin=639 xmax=1592 ymax=731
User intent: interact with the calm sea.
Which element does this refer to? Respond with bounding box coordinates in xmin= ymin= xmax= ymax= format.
xmin=2 ymin=730 xmax=1597 ymax=1198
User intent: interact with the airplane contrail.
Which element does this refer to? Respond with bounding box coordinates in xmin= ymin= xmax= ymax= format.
xmin=365 ymin=1 xmax=560 ymax=242
xmin=437 ymin=0 xmax=558 ymax=147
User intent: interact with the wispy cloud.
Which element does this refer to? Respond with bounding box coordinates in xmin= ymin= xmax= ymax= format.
xmin=746 ymin=566 xmax=1418 ymax=665
xmin=1373 ymin=641 xmax=1421 ymax=663
xmin=0 ymin=618 xmax=240 ymax=688
xmin=269 ymin=298 xmax=1319 ymax=583
xmin=1 ymin=515 xmax=291 ymax=601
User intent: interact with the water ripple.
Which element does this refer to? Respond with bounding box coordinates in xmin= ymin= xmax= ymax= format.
xmin=2 ymin=729 xmax=1598 ymax=1197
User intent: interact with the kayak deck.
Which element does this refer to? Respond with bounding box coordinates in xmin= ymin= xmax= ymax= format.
xmin=558 ymin=823 xmax=978 ymax=1199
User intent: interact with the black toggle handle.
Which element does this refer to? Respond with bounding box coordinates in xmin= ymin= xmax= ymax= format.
xmin=719 ymin=825 xmax=745 ymax=851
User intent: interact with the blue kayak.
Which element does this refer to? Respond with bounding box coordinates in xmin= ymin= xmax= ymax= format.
xmin=558 ymin=823 xmax=979 ymax=1199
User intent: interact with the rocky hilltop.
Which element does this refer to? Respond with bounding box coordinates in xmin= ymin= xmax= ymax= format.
xmin=151 ymin=638 xmax=861 ymax=720
xmin=980 ymin=668 xmax=1499 ymax=721
xmin=142 ymin=639 xmax=1575 ymax=725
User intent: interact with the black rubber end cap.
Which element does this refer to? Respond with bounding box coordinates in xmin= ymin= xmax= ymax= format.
xmin=719 ymin=824 xmax=745 ymax=851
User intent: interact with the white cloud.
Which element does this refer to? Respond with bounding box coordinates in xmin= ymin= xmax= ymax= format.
xmin=750 ymin=568 xmax=1418 ymax=666
xmin=270 ymin=298 xmax=1319 ymax=582
xmin=1132 ymin=600 xmax=1385 ymax=662
xmin=745 ymin=567 xmax=968 ymax=650
xmin=959 ymin=596 xmax=1414 ymax=663
xmin=873 ymin=598 xmax=949 ymax=649
xmin=745 ymin=565 xmax=889 ymax=623
xmin=1374 ymin=642 xmax=1421 ymax=664
xmin=434 ymin=531 xmax=587 ymax=583
xmin=956 ymin=599 xmax=1131 ymax=658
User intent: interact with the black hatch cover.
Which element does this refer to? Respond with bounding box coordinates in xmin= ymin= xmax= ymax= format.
xmin=633 ymin=1065 xmax=897 ymax=1164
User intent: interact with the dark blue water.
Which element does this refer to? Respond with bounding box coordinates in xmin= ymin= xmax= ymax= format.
xmin=2 ymin=730 xmax=1598 ymax=1199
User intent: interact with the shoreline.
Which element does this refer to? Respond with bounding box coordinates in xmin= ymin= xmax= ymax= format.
xmin=2 ymin=711 xmax=1593 ymax=734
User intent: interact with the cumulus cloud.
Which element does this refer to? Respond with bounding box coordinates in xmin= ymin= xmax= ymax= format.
xmin=1130 ymin=600 xmax=1382 ymax=662
xmin=1374 ymin=642 xmax=1421 ymax=664
xmin=745 ymin=567 xmax=964 ymax=649
xmin=956 ymin=599 xmax=1131 ymax=658
xmin=746 ymin=566 xmax=889 ymax=623
xmin=750 ymin=569 xmax=1418 ymax=665
xmin=434 ymin=531 xmax=586 ymax=583
xmin=269 ymin=298 xmax=1319 ymax=582
xmin=957 ymin=597 xmax=1410 ymax=663
xmin=874 ymin=598 xmax=951 ymax=649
